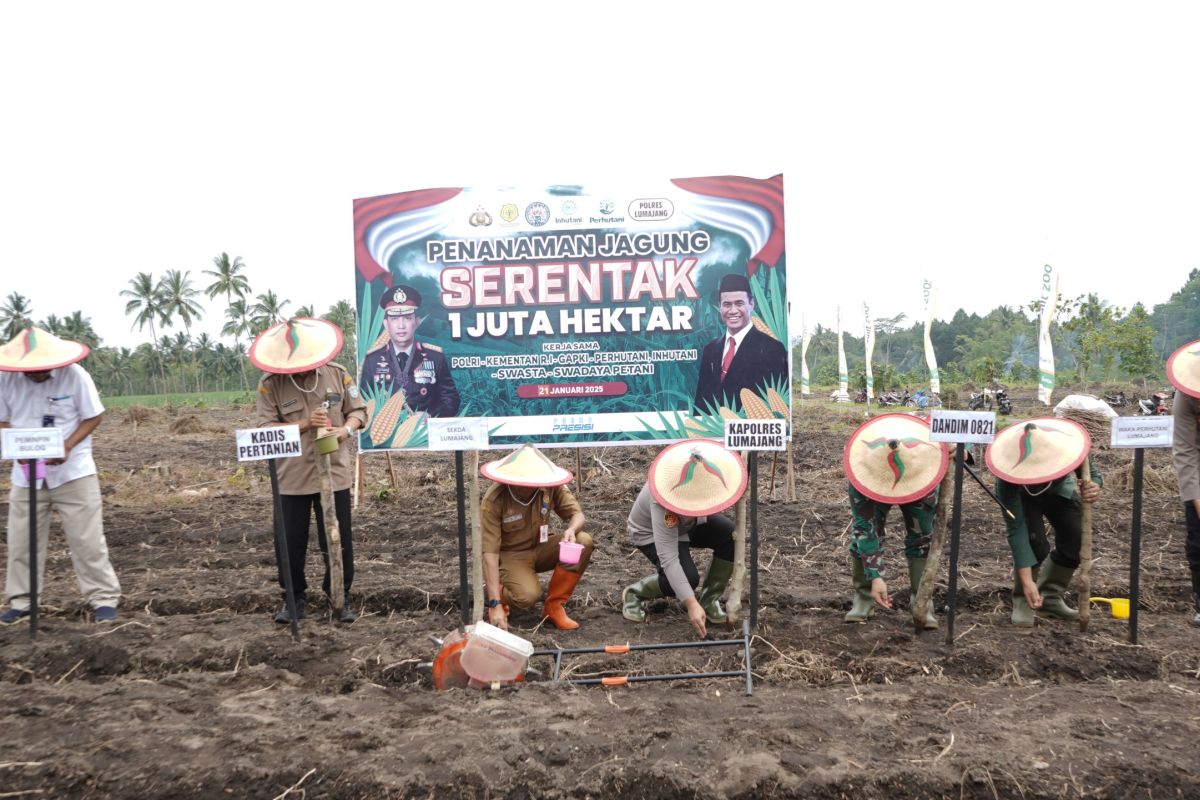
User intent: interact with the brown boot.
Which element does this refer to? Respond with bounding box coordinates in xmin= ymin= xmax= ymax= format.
xmin=542 ymin=567 xmax=582 ymax=630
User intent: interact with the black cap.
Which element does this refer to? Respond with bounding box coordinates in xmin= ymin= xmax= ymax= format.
xmin=379 ymin=284 xmax=422 ymax=316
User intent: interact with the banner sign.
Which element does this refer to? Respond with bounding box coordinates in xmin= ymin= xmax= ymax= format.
xmin=1 ymin=427 xmax=65 ymax=461
xmin=236 ymin=425 xmax=302 ymax=461
xmin=724 ymin=419 xmax=787 ymax=451
xmin=353 ymin=175 xmax=789 ymax=449
xmin=836 ymin=308 xmax=848 ymax=398
xmin=863 ymin=303 xmax=875 ymax=400
xmin=1037 ymin=264 xmax=1059 ymax=406
xmin=1110 ymin=416 xmax=1174 ymax=449
xmin=799 ymin=320 xmax=810 ymax=397
xmin=427 ymin=417 xmax=491 ymax=451
xmin=929 ymin=410 xmax=997 ymax=444
xmin=922 ymin=279 xmax=940 ymax=394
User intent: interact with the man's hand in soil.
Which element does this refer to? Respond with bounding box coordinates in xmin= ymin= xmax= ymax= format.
xmin=870 ymin=577 xmax=893 ymax=610
xmin=488 ymin=604 xmax=508 ymax=631
xmin=1022 ymin=580 xmax=1043 ymax=610
xmin=1080 ymin=480 xmax=1101 ymax=504
xmin=685 ymin=596 xmax=707 ymax=638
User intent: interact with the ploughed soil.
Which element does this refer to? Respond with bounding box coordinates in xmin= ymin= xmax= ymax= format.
xmin=2 ymin=390 xmax=1198 ymax=798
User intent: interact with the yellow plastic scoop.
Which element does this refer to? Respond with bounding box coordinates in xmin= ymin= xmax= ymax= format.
xmin=1089 ymin=597 xmax=1130 ymax=619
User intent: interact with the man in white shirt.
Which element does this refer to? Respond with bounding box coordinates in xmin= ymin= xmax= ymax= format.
xmin=0 ymin=327 xmax=121 ymax=624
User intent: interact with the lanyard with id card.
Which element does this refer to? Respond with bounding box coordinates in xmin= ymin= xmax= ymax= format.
xmin=538 ymin=493 xmax=550 ymax=543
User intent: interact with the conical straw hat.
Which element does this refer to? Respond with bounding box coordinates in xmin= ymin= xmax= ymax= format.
xmin=1166 ymin=338 xmax=1200 ymax=399
xmin=843 ymin=413 xmax=949 ymax=504
xmin=480 ymin=444 xmax=573 ymax=487
xmin=249 ymin=318 xmax=344 ymax=375
xmin=985 ymin=417 xmax=1090 ymax=485
xmin=0 ymin=327 xmax=88 ymax=372
xmin=648 ymin=439 xmax=748 ymax=517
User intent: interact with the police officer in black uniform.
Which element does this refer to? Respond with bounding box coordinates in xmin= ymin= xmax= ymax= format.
xmin=360 ymin=285 xmax=461 ymax=417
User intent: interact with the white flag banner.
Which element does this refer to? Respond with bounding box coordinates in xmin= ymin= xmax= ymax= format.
xmin=1037 ymin=265 xmax=1059 ymax=405
xmin=863 ymin=303 xmax=875 ymax=399
xmin=837 ymin=307 xmax=848 ymax=398
xmin=922 ymin=279 xmax=940 ymax=394
xmin=800 ymin=318 xmax=811 ymax=396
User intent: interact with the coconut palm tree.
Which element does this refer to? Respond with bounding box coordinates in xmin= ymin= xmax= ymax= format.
xmin=203 ymin=252 xmax=251 ymax=313
xmin=0 ymin=292 xmax=34 ymax=340
xmin=61 ymin=311 xmax=101 ymax=350
xmin=294 ymin=304 xmax=315 ymax=319
xmin=159 ymin=269 xmax=205 ymax=391
xmin=121 ymin=272 xmax=170 ymax=400
xmin=221 ymin=298 xmax=254 ymax=389
xmin=251 ymin=290 xmax=290 ymax=335
xmin=193 ymin=333 xmax=216 ymax=390
xmin=323 ymin=299 xmax=358 ymax=375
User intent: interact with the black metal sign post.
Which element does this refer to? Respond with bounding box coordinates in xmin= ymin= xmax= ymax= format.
xmin=749 ymin=452 xmax=760 ymax=630
xmin=944 ymin=443 xmax=965 ymax=647
xmin=268 ymin=459 xmax=301 ymax=643
xmin=28 ymin=461 xmax=39 ymax=640
xmin=1129 ymin=447 xmax=1144 ymax=645
xmin=454 ymin=451 xmax=470 ymax=626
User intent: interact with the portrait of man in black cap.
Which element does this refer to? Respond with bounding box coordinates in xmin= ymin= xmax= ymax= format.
xmin=693 ymin=273 xmax=788 ymax=413
xmin=359 ymin=284 xmax=461 ymax=417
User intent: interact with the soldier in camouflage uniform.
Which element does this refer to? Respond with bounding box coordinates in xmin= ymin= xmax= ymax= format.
xmin=842 ymin=413 xmax=950 ymax=628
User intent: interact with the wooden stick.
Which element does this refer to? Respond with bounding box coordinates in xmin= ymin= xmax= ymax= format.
xmin=386 ymin=452 xmax=398 ymax=491
xmin=352 ymin=452 xmax=362 ymax=510
xmin=913 ymin=467 xmax=954 ymax=632
xmin=769 ymin=450 xmax=780 ymax=500
xmin=1077 ymin=461 xmax=1093 ymax=632
xmin=576 ymin=447 xmax=583 ymax=493
xmin=725 ymin=491 xmax=749 ymax=623
xmin=318 ymin=450 xmax=344 ymax=612
xmin=786 ymin=441 xmax=796 ymax=501
xmin=469 ymin=451 xmax=484 ymax=622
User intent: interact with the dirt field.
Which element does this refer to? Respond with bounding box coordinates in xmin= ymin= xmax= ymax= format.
xmin=2 ymin=392 xmax=1198 ymax=799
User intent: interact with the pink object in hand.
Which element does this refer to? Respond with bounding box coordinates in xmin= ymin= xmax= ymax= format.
xmin=558 ymin=540 xmax=584 ymax=565
xmin=19 ymin=462 xmax=47 ymax=481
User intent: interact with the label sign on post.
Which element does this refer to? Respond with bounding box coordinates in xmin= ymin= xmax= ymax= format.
xmin=929 ymin=410 xmax=997 ymax=443
xmin=1 ymin=428 xmax=65 ymax=461
xmin=724 ymin=419 xmax=787 ymax=451
xmin=1111 ymin=416 xmax=1173 ymax=449
xmin=235 ymin=425 xmax=302 ymax=461
xmin=427 ymin=418 xmax=491 ymax=451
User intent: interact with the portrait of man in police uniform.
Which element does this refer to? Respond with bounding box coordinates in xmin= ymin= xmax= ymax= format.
xmin=359 ymin=285 xmax=461 ymax=417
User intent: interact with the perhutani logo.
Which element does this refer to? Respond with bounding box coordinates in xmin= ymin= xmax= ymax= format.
xmin=551 ymin=415 xmax=595 ymax=433
xmin=525 ymin=202 xmax=550 ymax=227
xmin=598 ymin=199 xmax=615 ymax=215
xmin=628 ymin=198 xmax=674 ymax=221
xmin=499 ymin=203 xmax=519 ymax=223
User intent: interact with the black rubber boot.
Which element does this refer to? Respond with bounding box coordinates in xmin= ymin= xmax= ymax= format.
xmin=1191 ymin=569 xmax=1200 ymax=628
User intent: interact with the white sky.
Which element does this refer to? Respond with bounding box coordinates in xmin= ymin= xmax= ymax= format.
xmin=2 ymin=1 xmax=1198 ymax=348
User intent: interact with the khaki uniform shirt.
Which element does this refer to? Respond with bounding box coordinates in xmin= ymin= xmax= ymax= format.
xmin=480 ymin=483 xmax=582 ymax=555
xmin=1174 ymin=391 xmax=1200 ymax=504
xmin=255 ymin=363 xmax=368 ymax=495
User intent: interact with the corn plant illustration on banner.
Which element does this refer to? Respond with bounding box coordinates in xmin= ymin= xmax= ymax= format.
xmin=352 ymin=175 xmax=788 ymax=449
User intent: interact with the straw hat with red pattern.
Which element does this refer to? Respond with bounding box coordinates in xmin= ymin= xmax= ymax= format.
xmin=0 ymin=327 xmax=89 ymax=372
xmin=843 ymin=413 xmax=949 ymax=504
xmin=648 ymin=439 xmax=748 ymax=517
xmin=481 ymin=444 xmax=573 ymax=488
xmin=985 ymin=417 xmax=1091 ymax=485
xmin=1166 ymin=338 xmax=1200 ymax=399
xmin=249 ymin=318 xmax=344 ymax=375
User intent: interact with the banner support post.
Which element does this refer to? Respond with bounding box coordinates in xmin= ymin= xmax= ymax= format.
xmin=1129 ymin=447 xmax=1144 ymax=645
xmin=749 ymin=452 xmax=760 ymax=630
xmin=28 ymin=462 xmax=39 ymax=641
xmin=268 ymin=459 xmax=301 ymax=643
xmin=944 ymin=443 xmax=965 ymax=647
xmin=454 ymin=451 xmax=470 ymax=626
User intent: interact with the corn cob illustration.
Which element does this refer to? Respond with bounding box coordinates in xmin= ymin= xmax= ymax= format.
xmin=390 ymin=412 xmax=425 ymax=448
xmin=767 ymin=388 xmax=790 ymax=418
xmin=752 ymin=316 xmax=778 ymax=340
xmin=740 ymin=389 xmax=774 ymax=420
xmin=684 ymin=416 xmax=707 ymax=439
xmin=718 ymin=406 xmax=741 ymax=421
xmin=369 ymin=391 xmax=408 ymax=445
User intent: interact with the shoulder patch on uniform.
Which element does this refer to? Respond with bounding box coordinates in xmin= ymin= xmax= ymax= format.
xmin=420 ymin=342 xmax=444 ymax=353
xmin=258 ymin=385 xmax=270 ymax=395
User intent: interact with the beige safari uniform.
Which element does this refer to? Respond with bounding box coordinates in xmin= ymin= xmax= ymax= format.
xmin=255 ymin=363 xmax=368 ymax=493
xmin=480 ymin=483 xmax=593 ymax=608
